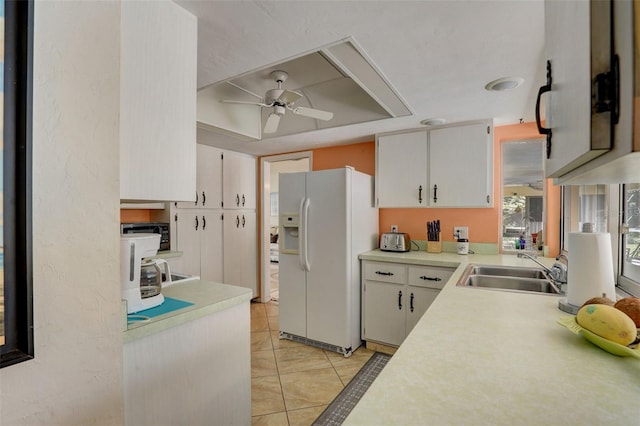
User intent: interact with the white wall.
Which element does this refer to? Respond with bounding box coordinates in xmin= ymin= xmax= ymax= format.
xmin=0 ymin=2 xmax=124 ymax=424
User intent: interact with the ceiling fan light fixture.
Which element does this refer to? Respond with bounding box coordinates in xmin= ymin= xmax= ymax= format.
xmin=420 ymin=118 xmax=446 ymax=126
xmin=485 ymin=77 xmax=524 ymax=91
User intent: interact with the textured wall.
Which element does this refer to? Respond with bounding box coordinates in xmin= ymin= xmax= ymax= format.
xmin=0 ymin=2 xmax=124 ymax=424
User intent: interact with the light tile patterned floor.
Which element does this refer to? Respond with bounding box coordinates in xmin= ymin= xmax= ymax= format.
xmin=251 ymin=300 xmax=374 ymax=426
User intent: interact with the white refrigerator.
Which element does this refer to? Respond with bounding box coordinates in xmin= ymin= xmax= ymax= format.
xmin=278 ymin=167 xmax=378 ymax=356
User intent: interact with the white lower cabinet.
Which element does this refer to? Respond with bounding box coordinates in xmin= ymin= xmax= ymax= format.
xmin=223 ymin=211 xmax=257 ymax=296
xmin=362 ymin=260 xmax=453 ymax=347
xmin=172 ymin=210 xmax=223 ymax=282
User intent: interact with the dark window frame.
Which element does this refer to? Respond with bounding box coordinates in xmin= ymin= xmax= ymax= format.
xmin=1 ymin=0 xmax=34 ymax=368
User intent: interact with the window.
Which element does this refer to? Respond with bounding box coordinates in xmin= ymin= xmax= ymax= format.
xmin=562 ymin=183 xmax=640 ymax=297
xmin=501 ymin=139 xmax=545 ymax=252
xmin=619 ymin=183 xmax=640 ymax=296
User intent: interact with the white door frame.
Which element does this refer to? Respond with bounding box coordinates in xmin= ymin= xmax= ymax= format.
xmin=259 ymin=151 xmax=312 ymax=302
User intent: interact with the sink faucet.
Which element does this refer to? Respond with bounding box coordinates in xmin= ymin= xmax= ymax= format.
xmin=517 ymin=251 xmax=568 ymax=293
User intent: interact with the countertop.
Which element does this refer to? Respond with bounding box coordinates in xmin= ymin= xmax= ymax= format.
xmin=346 ymin=250 xmax=640 ymax=425
xmin=123 ymin=280 xmax=253 ymax=343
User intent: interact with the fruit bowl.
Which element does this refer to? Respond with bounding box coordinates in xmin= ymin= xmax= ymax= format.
xmin=557 ymin=316 xmax=640 ymax=358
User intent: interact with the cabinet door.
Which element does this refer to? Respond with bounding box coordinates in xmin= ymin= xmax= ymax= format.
xmin=544 ymin=0 xmax=612 ymax=178
xmin=120 ymin=1 xmax=197 ymax=201
xmin=197 ymin=145 xmax=223 ymax=209
xmin=428 ymin=122 xmax=493 ymax=207
xmin=406 ymin=286 xmax=440 ymax=335
xmin=362 ymin=281 xmax=406 ymax=347
xmin=376 ymin=131 xmax=428 ymax=207
xmin=174 ymin=212 xmax=202 ymax=277
xmin=223 ymin=151 xmax=256 ymax=210
xmin=175 ymin=145 xmax=222 ymax=209
xmin=223 ymin=211 xmax=257 ymax=295
xmin=200 ymin=211 xmax=223 ymax=282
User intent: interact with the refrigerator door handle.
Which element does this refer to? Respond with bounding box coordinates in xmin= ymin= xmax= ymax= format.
xmin=302 ymin=197 xmax=311 ymax=272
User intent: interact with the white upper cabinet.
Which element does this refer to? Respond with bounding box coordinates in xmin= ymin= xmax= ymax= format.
xmin=542 ymin=0 xmax=638 ymax=183
xmin=376 ymin=120 xmax=493 ymax=208
xmin=223 ymin=151 xmax=257 ymax=210
xmin=120 ymin=1 xmax=197 ymax=201
xmin=176 ymin=144 xmax=222 ymax=209
xmin=376 ymin=131 xmax=428 ymax=207
xmin=428 ymin=122 xmax=493 ymax=208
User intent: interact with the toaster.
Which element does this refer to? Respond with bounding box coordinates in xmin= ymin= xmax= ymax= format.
xmin=379 ymin=233 xmax=411 ymax=252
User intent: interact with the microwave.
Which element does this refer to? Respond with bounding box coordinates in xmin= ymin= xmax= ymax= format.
xmin=121 ymin=222 xmax=170 ymax=251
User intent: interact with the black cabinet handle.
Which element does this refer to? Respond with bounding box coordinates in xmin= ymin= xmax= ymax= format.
xmin=375 ymin=271 xmax=394 ymax=276
xmin=236 ymin=215 xmax=240 ymax=228
xmin=398 ymin=290 xmax=403 ymax=310
xmin=418 ymin=185 xmax=423 ymax=204
xmin=202 ymin=216 xmax=206 ymax=230
xmin=410 ymin=292 xmax=414 ymax=312
xmin=195 ymin=216 xmax=199 ymax=230
xmin=242 ymin=194 xmax=246 ymax=207
xmin=536 ymin=60 xmax=553 ymax=159
xmin=195 ymin=191 xmax=198 ymax=206
xmin=202 ymin=191 xmax=206 ymax=206
xmin=433 ymin=184 xmax=438 ymax=204
xmin=236 ymin=194 xmax=240 ymax=207
xmin=420 ymin=276 xmax=442 ymax=281
xmin=242 ymin=214 xmax=246 ymax=228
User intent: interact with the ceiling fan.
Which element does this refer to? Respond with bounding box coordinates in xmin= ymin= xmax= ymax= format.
xmin=220 ymin=70 xmax=334 ymax=134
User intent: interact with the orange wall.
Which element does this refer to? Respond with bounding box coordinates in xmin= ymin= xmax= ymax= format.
xmin=303 ymin=122 xmax=560 ymax=256
xmin=121 ymin=209 xmax=152 ymax=223
xmin=311 ymin=142 xmax=376 ymax=176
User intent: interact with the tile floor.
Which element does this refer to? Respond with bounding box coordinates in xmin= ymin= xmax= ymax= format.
xmin=250 ymin=298 xmax=375 ymax=425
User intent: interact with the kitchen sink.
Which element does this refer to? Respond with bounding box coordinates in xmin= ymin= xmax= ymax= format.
xmin=457 ymin=264 xmax=561 ymax=295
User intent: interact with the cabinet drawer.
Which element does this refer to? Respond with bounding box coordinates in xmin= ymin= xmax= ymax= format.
xmin=408 ymin=266 xmax=453 ymax=289
xmin=363 ymin=261 xmax=407 ymax=284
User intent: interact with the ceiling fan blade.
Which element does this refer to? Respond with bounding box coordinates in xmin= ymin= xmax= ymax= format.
xmin=220 ymin=99 xmax=270 ymax=107
xmin=263 ymin=113 xmax=281 ymax=134
xmin=277 ymin=89 xmax=303 ymax=105
xmin=292 ymin=106 xmax=334 ymax=121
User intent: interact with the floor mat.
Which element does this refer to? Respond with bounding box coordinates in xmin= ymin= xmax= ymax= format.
xmin=313 ymin=352 xmax=391 ymax=425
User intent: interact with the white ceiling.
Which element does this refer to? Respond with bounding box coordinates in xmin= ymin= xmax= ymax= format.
xmin=176 ymin=0 xmax=546 ymax=156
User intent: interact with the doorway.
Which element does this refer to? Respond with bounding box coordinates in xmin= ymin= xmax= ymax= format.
xmin=259 ymin=152 xmax=312 ymax=302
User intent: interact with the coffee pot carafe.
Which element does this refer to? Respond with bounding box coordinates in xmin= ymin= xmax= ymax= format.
xmin=120 ymin=233 xmax=165 ymax=313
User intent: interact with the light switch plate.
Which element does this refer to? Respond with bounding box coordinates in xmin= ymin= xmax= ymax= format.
xmin=454 ymin=226 xmax=469 ymax=240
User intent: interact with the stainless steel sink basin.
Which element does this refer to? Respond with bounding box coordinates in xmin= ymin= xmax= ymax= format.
xmin=467 ymin=265 xmax=547 ymax=279
xmin=457 ymin=264 xmax=560 ymax=295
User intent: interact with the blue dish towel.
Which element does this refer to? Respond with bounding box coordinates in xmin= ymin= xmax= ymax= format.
xmin=128 ymin=297 xmax=194 ymax=320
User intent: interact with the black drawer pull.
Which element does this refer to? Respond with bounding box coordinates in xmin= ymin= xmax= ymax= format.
xmin=398 ymin=290 xmax=403 ymax=310
xmin=420 ymin=276 xmax=442 ymax=281
xmin=410 ymin=292 xmax=414 ymax=312
xmin=375 ymin=271 xmax=394 ymax=276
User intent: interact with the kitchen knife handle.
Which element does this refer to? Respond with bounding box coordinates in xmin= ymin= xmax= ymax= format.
xmin=410 ymin=292 xmax=414 ymax=312
xmin=418 ymin=185 xmax=423 ymax=204
xmin=398 ymin=290 xmax=403 ymax=310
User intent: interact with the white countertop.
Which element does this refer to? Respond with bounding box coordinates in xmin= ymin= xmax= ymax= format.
xmin=346 ymin=250 xmax=640 ymax=425
xmin=123 ymin=280 xmax=253 ymax=343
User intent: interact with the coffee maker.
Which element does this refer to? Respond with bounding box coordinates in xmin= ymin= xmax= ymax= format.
xmin=120 ymin=233 xmax=165 ymax=314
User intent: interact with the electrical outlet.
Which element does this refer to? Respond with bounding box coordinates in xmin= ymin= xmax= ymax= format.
xmin=454 ymin=226 xmax=469 ymax=240
xmin=391 ymin=225 xmax=398 ymax=233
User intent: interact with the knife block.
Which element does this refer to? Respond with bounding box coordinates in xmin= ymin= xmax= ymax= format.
xmin=427 ymin=233 xmax=442 ymax=253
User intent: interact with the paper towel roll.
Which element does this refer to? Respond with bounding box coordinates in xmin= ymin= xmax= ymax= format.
xmin=567 ymin=232 xmax=616 ymax=307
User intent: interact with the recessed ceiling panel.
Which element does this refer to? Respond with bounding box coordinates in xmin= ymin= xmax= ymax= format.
xmin=196 ymin=39 xmax=412 ymax=141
